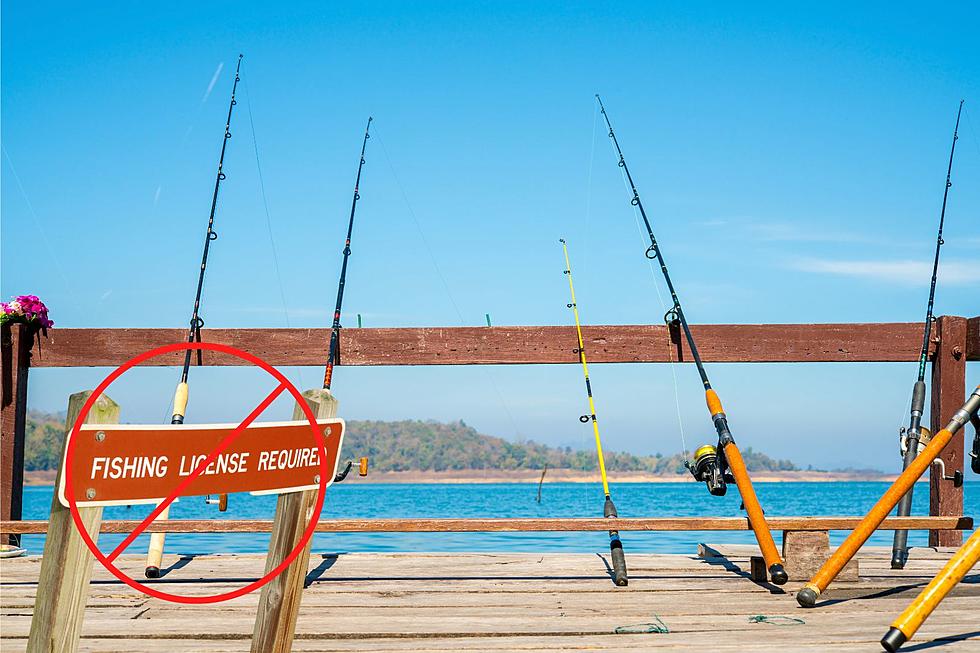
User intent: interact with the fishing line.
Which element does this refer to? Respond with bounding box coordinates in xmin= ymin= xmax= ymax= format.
xmin=749 ymin=615 xmax=805 ymax=626
xmin=371 ymin=127 xmax=468 ymax=322
xmin=578 ymin=104 xmax=598 ymax=515
xmin=1 ymin=145 xmax=83 ymax=316
xmin=240 ymin=71 xmax=307 ymax=389
xmin=371 ymin=126 xmax=522 ymax=440
xmin=615 ymin=616 xmax=669 ymax=634
xmin=584 ymin=103 xmax=598 ymax=247
xmin=961 ymin=104 xmax=980 ymax=163
xmin=242 ymin=77 xmax=291 ymax=327
xmin=598 ymin=119 xmax=689 ymax=459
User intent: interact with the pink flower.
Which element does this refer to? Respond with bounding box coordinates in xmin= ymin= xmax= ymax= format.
xmin=1 ymin=294 xmax=53 ymax=331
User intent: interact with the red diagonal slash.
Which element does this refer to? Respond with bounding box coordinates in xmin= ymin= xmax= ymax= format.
xmin=106 ymin=382 xmax=288 ymax=562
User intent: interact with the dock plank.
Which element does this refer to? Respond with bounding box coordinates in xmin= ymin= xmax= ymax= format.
xmin=2 ymin=551 xmax=978 ymax=652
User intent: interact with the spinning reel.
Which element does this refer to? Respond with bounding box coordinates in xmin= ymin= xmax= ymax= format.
xmin=899 ymin=425 xmax=933 ymax=458
xmin=687 ymin=444 xmax=734 ymax=496
xmin=971 ymin=412 xmax=980 ymax=475
xmin=902 ymin=425 xmax=968 ymax=486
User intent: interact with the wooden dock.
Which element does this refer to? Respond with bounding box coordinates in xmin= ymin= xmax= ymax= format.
xmin=2 ymin=547 xmax=978 ymax=652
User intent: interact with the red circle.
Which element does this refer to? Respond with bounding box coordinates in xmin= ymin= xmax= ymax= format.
xmin=63 ymin=341 xmax=328 ymax=604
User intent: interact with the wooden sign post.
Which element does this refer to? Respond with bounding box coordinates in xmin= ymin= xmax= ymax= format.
xmin=252 ymin=388 xmax=338 ymax=653
xmin=27 ymin=390 xmax=120 ymax=653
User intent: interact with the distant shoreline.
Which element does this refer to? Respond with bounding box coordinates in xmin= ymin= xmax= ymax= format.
xmin=22 ymin=468 xmax=906 ymax=486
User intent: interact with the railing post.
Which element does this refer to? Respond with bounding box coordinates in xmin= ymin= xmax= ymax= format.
xmin=252 ymin=388 xmax=337 ymax=653
xmin=27 ymin=390 xmax=120 ymax=653
xmin=1 ymin=323 xmax=31 ymax=546
xmin=929 ymin=316 xmax=967 ymax=547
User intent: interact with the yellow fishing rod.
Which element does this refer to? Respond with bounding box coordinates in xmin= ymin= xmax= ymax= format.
xmin=797 ymin=385 xmax=980 ymax=608
xmin=881 ymin=526 xmax=980 ymax=651
xmin=560 ymin=239 xmax=627 ymax=586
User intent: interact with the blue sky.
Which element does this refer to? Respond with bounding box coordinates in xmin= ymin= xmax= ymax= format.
xmin=2 ymin=2 xmax=978 ymax=471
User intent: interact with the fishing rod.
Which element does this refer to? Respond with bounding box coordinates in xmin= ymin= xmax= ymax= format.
xmin=145 ymin=55 xmax=243 ymax=579
xmin=882 ymin=506 xmax=980 ymax=650
xmin=595 ymin=95 xmax=787 ymax=585
xmin=560 ymin=239 xmax=628 ymax=587
xmin=324 ymin=117 xmax=371 ymax=391
xmin=798 ymin=385 xmax=980 ymax=609
xmin=891 ymin=100 xmax=964 ymax=570
xmin=322 ymin=117 xmax=373 ymax=483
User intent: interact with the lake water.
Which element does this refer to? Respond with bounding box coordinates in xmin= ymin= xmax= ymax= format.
xmin=18 ymin=481 xmax=979 ymax=556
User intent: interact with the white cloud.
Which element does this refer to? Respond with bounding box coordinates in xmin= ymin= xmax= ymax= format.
xmin=791 ymin=257 xmax=980 ymax=285
xmin=201 ymin=62 xmax=224 ymax=104
xmin=748 ymin=222 xmax=880 ymax=244
xmin=701 ymin=219 xmax=916 ymax=247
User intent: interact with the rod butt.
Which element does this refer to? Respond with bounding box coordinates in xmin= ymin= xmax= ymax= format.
xmin=610 ymin=539 xmax=628 ymax=587
xmin=881 ymin=627 xmax=907 ymax=652
xmin=145 ymin=512 xmax=168 ymax=579
xmin=890 ymin=549 xmax=908 ymax=570
xmin=796 ymin=586 xmax=819 ymax=608
xmin=769 ymin=563 xmax=788 ymax=585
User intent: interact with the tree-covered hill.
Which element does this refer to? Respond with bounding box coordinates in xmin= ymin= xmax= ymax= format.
xmin=25 ymin=410 xmax=66 ymax=471
xmin=343 ymin=419 xmax=797 ymax=473
xmin=23 ymin=412 xmax=798 ymax=474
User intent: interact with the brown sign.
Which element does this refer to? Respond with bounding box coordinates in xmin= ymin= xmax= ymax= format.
xmin=58 ymin=419 xmax=344 ymax=507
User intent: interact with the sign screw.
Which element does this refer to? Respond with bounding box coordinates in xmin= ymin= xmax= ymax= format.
xmin=95 ymin=431 xmax=106 ymax=442
xmin=86 ymin=489 xmax=96 ymax=499
xmin=324 ymin=427 xmax=332 ymax=435
xmin=314 ymin=475 xmax=321 ymax=484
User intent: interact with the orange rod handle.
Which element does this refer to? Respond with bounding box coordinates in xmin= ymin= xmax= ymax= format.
xmin=723 ymin=442 xmax=782 ymax=569
xmin=888 ymin=527 xmax=980 ymax=644
xmin=801 ymin=427 xmax=954 ymax=602
xmin=705 ymin=389 xmax=723 ymax=416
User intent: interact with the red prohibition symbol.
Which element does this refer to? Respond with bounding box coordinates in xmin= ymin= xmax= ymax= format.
xmin=63 ymin=341 xmax=328 ymax=604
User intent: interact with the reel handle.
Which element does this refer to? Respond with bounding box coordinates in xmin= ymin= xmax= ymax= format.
xmin=205 ymin=494 xmax=228 ymax=511
xmin=932 ymin=459 xmax=963 ymax=488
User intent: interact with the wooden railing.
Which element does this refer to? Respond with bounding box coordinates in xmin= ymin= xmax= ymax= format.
xmin=1 ymin=516 xmax=973 ymax=534
xmin=2 ymin=316 xmax=978 ymax=546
